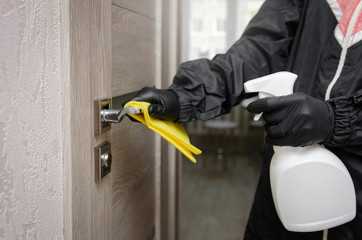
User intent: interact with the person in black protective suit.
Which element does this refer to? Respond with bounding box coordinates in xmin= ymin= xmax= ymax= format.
xmin=125 ymin=0 xmax=362 ymax=239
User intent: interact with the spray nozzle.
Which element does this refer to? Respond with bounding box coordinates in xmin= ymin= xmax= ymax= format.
xmin=244 ymin=71 xmax=298 ymax=120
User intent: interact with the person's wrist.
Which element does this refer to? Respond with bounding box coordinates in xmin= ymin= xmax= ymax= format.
xmin=164 ymin=89 xmax=180 ymax=121
xmin=321 ymin=101 xmax=335 ymax=145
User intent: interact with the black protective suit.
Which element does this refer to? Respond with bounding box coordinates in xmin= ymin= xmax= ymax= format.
xmin=168 ymin=0 xmax=362 ymax=239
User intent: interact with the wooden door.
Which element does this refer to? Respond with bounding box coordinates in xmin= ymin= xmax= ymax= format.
xmin=62 ymin=0 xmax=180 ymax=239
xmin=110 ymin=1 xmax=157 ymax=239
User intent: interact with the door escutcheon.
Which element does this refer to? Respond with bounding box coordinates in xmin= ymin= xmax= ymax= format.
xmin=94 ymin=99 xmax=112 ymax=136
xmin=94 ymin=98 xmax=142 ymax=136
xmin=95 ymin=141 xmax=112 ymax=181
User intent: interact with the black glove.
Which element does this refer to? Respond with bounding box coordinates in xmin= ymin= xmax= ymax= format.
xmin=247 ymin=92 xmax=334 ymax=147
xmin=123 ymin=87 xmax=180 ymax=122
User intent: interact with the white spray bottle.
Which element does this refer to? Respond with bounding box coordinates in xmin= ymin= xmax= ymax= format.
xmin=244 ymin=71 xmax=356 ymax=232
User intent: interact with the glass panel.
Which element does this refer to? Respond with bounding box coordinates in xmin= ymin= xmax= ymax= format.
xmin=182 ymin=0 xmax=265 ymax=62
xmin=180 ymin=1 xmax=265 ymax=240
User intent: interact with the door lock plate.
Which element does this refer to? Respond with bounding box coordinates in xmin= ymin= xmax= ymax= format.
xmin=95 ymin=141 xmax=112 ymax=180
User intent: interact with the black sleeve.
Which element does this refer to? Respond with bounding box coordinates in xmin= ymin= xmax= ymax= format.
xmin=325 ymin=90 xmax=362 ymax=146
xmin=169 ymin=0 xmax=303 ymax=122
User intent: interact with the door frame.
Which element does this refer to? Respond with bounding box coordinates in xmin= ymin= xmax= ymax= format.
xmin=62 ymin=0 xmax=113 ymax=239
xmin=157 ymin=2 xmax=182 ymax=240
xmin=61 ymin=0 xmax=181 ymax=239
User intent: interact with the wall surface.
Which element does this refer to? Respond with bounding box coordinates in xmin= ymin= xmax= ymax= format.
xmin=0 ymin=0 xmax=63 ymax=239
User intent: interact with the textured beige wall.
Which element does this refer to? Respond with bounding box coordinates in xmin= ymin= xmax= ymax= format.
xmin=0 ymin=0 xmax=63 ymax=239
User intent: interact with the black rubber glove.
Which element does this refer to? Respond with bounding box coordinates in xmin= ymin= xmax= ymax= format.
xmin=247 ymin=93 xmax=334 ymax=147
xmin=123 ymin=87 xmax=180 ymax=122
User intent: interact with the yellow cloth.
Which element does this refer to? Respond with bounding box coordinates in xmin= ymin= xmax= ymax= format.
xmin=124 ymin=101 xmax=202 ymax=163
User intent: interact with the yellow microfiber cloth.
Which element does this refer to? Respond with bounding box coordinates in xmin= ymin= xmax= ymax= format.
xmin=124 ymin=101 xmax=202 ymax=163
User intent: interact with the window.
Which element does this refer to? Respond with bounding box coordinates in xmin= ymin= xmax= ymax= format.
xmin=182 ymin=0 xmax=265 ymax=61
xmin=217 ymin=19 xmax=226 ymax=32
xmin=198 ymin=47 xmax=209 ymax=58
xmin=192 ymin=19 xmax=203 ymax=32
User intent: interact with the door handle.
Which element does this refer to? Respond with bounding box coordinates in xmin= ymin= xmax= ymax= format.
xmin=94 ymin=99 xmax=142 ymax=135
xmin=101 ymin=107 xmax=142 ymax=123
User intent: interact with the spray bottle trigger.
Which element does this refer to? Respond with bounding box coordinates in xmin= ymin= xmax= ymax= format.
xmin=253 ymin=92 xmax=274 ymax=121
xmin=254 ymin=113 xmax=263 ymax=121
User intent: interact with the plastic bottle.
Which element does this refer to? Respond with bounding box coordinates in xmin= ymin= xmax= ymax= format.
xmin=244 ymin=71 xmax=356 ymax=232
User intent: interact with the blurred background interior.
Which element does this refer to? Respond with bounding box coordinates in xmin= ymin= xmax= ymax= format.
xmin=179 ymin=0 xmax=265 ymax=239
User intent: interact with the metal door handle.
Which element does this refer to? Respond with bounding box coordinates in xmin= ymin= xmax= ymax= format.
xmin=100 ymin=107 xmax=142 ymax=123
xmin=94 ymin=99 xmax=142 ymax=135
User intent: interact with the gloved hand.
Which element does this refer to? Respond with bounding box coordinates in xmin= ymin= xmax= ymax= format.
xmin=247 ymin=92 xmax=334 ymax=147
xmin=123 ymin=87 xmax=180 ymax=122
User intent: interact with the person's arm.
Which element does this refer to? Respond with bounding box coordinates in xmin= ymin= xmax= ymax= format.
xmin=245 ymin=89 xmax=362 ymax=148
xmin=169 ymin=0 xmax=303 ymax=122
xmin=125 ymin=0 xmax=303 ymax=122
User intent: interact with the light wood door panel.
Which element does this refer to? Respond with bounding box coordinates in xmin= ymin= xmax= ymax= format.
xmin=111 ymin=122 xmax=155 ymax=240
xmin=112 ymin=5 xmax=156 ymax=97
xmin=63 ymin=0 xmax=113 ymax=239
xmin=112 ymin=0 xmax=156 ymax=19
xmin=111 ymin=2 xmax=157 ymax=240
